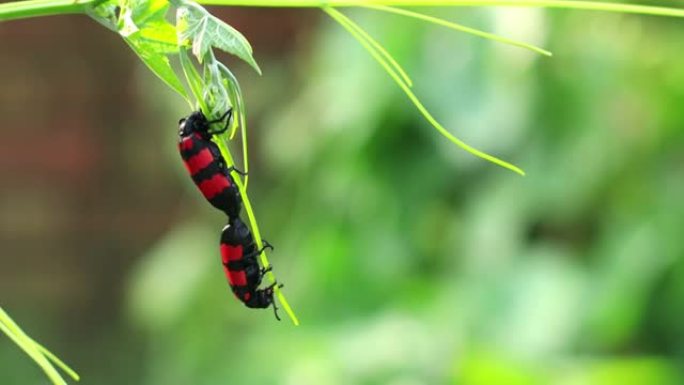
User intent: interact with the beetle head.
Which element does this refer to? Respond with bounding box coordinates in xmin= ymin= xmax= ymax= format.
xmin=179 ymin=111 xmax=209 ymax=137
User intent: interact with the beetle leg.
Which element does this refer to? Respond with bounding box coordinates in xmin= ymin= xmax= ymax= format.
xmin=225 ymin=165 xmax=248 ymax=176
xmin=259 ymin=265 xmax=273 ymax=277
xmin=243 ymin=241 xmax=275 ymax=260
xmin=208 ymin=108 xmax=233 ymax=134
xmin=261 ymin=240 xmax=274 ymax=251
xmin=263 ymin=282 xmax=283 ymax=321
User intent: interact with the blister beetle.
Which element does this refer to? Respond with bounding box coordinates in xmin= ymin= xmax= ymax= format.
xmin=178 ymin=110 xmax=243 ymax=219
xmin=220 ymin=217 xmax=281 ymax=319
xmin=178 ymin=109 xmax=282 ymax=320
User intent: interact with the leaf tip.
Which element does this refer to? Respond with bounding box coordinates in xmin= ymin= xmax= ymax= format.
xmin=512 ymin=166 xmax=526 ymax=176
xmin=253 ymin=62 xmax=263 ymax=76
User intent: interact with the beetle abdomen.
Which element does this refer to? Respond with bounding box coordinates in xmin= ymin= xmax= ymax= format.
xmin=220 ymin=218 xmax=273 ymax=308
xmin=179 ymin=133 xmax=241 ymax=218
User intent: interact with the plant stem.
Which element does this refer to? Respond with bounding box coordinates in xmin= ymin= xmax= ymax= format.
xmin=0 ymin=0 xmax=94 ymax=22
xmin=2 ymin=0 xmax=684 ymax=23
xmin=361 ymin=4 xmax=552 ymax=56
xmin=194 ymin=0 xmax=684 ymax=18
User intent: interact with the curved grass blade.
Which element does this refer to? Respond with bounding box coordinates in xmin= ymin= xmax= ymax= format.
xmin=0 ymin=321 xmax=65 ymax=385
xmin=31 ymin=340 xmax=80 ymax=382
xmin=362 ymin=4 xmax=552 ymax=56
xmin=179 ymin=48 xmax=209 ymax=112
xmin=434 ymin=1 xmax=684 ymax=18
xmin=0 ymin=307 xmax=79 ymax=385
xmin=218 ymin=62 xmax=251 ymax=189
xmin=324 ymin=6 xmax=525 ymax=175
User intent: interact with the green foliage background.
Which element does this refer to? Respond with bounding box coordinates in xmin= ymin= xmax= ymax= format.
xmin=2 ymin=5 xmax=684 ymax=385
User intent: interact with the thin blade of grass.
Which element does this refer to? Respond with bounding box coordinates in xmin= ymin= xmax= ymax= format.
xmin=218 ymin=63 xmax=251 ymax=189
xmin=324 ymin=6 xmax=525 ymax=175
xmin=179 ymin=49 xmax=207 ymax=112
xmin=423 ymin=1 xmax=684 ymax=18
xmin=0 ymin=323 xmax=66 ymax=385
xmin=32 ymin=340 xmax=80 ymax=381
xmin=0 ymin=307 xmax=74 ymax=385
xmin=362 ymin=4 xmax=552 ymax=56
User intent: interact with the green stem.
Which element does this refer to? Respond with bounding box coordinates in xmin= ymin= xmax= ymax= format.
xmin=0 ymin=0 xmax=94 ymax=22
xmin=2 ymin=0 xmax=684 ymax=23
xmin=361 ymin=4 xmax=552 ymax=56
xmin=1 ymin=307 xmax=78 ymax=385
xmin=194 ymin=0 xmax=684 ymax=18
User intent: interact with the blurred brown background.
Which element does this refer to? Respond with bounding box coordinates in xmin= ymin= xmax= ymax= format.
xmin=0 ymin=9 xmax=317 ymax=382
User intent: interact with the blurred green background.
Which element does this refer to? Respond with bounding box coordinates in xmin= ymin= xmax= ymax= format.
xmin=2 ymin=5 xmax=684 ymax=385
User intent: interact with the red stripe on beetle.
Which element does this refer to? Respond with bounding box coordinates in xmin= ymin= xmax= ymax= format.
xmin=229 ymin=270 xmax=247 ymax=286
xmin=198 ymin=174 xmax=230 ymax=200
xmin=220 ymin=244 xmax=248 ymax=286
xmin=220 ymin=244 xmax=243 ymax=263
xmin=179 ymin=137 xmax=194 ymax=151
xmin=186 ymin=148 xmax=214 ymax=175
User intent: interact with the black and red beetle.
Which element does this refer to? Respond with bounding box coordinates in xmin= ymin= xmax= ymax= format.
xmin=220 ymin=217 xmax=280 ymax=318
xmin=178 ymin=110 xmax=282 ymax=319
xmin=178 ymin=110 xmax=242 ymax=219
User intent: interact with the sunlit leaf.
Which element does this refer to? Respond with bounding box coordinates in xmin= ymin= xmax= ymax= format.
xmin=126 ymin=39 xmax=188 ymax=98
xmin=129 ymin=0 xmax=169 ymax=25
xmin=177 ymin=4 xmax=262 ymax=74
xmin=118 ymin=7 xmax=139 ymax=37
xmin=137 ymin=21 xmax=179 ymax=53
xmin=179 ymin=48 xmax=208 ymax=112
xmin=217 ymin=62 xmax=249 ymax=185
xmin=85 ymin=0 xmax=119 ymax=31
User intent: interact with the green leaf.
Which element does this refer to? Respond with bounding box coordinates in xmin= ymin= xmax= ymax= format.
xmin=129 ymin=0 xmax=169 ymax=25
xmin=126 ymin=39 xmax=188 ymax=98
xmin=106 ymin=0 xmax=188 ymax=99
xmin=217 ymin=62 xmax=249 ymax=185
xmin=86 ymin=0 xmax=187 ymax=99
xmin=118 ymin=6 xmax=139 ymax=36
xmin=119 ymin=0 xmax=178 ymax=50
xmin=179 ymin=48 xmax=208 ymax=112
xmin=177 ymin=3 xmax=262 ymax=74
xmin=85 ymin=0 xmax=119 ymax=31
xmin=137 ymin=21 xmax=179 ymax=53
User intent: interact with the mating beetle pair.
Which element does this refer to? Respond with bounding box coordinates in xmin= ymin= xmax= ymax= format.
xmin=178 ymin=110 xmax=281 ymax=319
